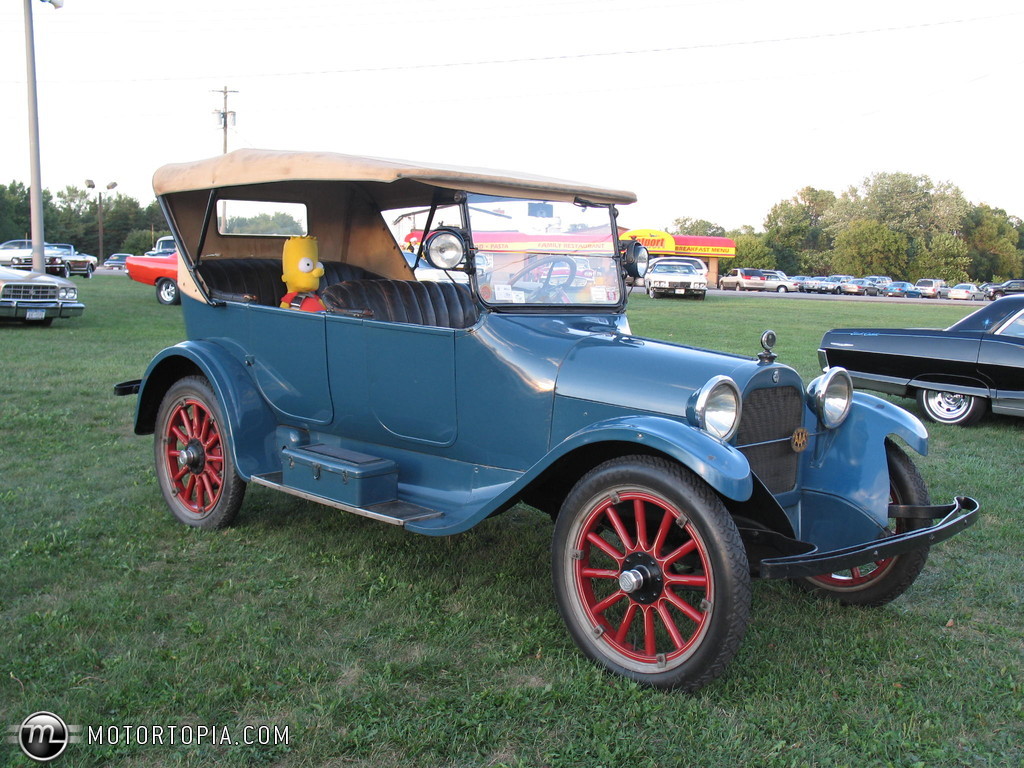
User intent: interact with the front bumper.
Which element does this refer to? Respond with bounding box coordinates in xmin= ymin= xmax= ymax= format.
xmin=0 ymin=301 xmax=85 ymax=320
xmin=752 ymin=496 xmax=979 ymax=579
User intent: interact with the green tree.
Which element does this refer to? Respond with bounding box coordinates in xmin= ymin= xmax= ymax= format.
xmin=763 ymin=187 xmax=836 ymax=275
xmin=908 ymin=233 xmax=970 ymax=284
xmin=121 ymin=229 xmax=170 ymax=256
xmin=962 ymin=204 xmax=1022 ymax=281
xmin=0 ymin=182 xmax=31 ymax=242
xmin=669 ymin=217 xmax=726 ymax=237
xmin=831 ymin=220 xmax=908 ymax=277
xmin=732 ymin=233 xmax=774 ymax=269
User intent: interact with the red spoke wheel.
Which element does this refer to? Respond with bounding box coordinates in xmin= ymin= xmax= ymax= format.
xmin=154 ymin=376 xmax=245 ymax=528
xmin=553 ymin=456 xmax=750 ymax=691
xmin=801 ymin=439 xmax=930 ymax=606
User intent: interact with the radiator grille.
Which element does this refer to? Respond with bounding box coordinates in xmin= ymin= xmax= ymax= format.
xmin=2 ymin=284 xmax=57 ymax=300
xmin=735 ymin=386 xmax=803 ymax=494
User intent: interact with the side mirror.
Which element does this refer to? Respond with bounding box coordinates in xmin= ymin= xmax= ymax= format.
xmin=423 ymin=228 xmax=468 ymax=270
xmin=621 ymin=240 xmax=649 ymax=279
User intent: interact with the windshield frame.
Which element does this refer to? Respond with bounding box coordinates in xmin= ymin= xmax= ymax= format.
xmin=462 ymin=194 xmax=626 ymax=313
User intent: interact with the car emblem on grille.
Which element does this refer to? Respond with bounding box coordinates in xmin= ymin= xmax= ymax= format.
xmin=791 ymin=427 xmax=809 ymax=452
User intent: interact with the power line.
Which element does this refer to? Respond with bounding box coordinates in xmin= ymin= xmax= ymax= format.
xmin=6 ymin=11 xmax=1016 ymax=86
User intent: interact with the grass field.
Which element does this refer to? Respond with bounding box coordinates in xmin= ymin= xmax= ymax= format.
xmin=1 ymin=279 xmax=1021 ymax=767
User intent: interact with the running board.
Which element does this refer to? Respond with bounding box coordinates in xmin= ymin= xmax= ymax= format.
xmin=249 ymin=472 xmax=444 ymax=526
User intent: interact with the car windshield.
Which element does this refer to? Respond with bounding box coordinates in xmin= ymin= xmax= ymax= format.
xmin=650 ymin=263 xmax=696 ymax=275
xmin=468 ymin=195 xmax=620 ymax=306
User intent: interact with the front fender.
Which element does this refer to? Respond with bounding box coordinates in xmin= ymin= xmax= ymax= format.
xmin=135 ymin=341 xmax=278 ymax=480
xmin=549 ymin=415 xmax=754 ymax=501
xmin=800 ymin=392 xmax=929 ymax=542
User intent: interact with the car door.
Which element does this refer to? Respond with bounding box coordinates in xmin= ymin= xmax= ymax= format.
xmin=326 ymin=315 xmax=458 ymax=447
xmin=245 ymin=304 xmax=334 ymax=424
xmin=979 ymin=312 xmax=1024 ymax=416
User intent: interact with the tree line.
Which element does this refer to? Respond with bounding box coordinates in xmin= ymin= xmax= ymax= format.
xmin=671 ymin=172 xmax=1023 ymax=284
xmin=0 ymin=181 xmax=171 ymax=259
xmin=4 ymin=173 xmax=1021 ymax=283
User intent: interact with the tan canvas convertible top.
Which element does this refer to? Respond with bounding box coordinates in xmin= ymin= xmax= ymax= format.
xmin=153 ymin=148 xmax=637 ymax=206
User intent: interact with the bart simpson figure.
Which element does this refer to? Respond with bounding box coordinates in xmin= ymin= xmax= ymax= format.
xmin=280 ymin=235 xmax=326 ymax=312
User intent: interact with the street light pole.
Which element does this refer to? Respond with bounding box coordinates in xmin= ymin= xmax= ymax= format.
xmin=86 ymin=180 xmax=117 ymax=263
xmin=22 ymin=0 xmax=64 ymax=274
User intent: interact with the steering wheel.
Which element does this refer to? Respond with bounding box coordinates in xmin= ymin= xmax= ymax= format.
xmin=508 ymin=256 xmax=578 ymax=302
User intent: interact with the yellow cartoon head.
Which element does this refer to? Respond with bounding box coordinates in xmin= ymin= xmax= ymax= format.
xmin=282 ymin=236 xmax=324 ymax=294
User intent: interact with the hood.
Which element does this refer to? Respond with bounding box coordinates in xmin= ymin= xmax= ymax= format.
xmin=555 ymin=332 xmax=797 ymax=419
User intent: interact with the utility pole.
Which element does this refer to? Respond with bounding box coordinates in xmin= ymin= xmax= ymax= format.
xmin=212 ymin=86 xmax=237 ymax=154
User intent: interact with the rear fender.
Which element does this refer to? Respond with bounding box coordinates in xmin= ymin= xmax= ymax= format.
xmin=134 ymin=341 xmax=278 ymax=480
xmin=549 ymin=415 xmax=753 ymax=501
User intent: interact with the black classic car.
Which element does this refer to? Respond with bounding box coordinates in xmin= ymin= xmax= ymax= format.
xmin=819 ymin=296 xmax=1024 ymax=425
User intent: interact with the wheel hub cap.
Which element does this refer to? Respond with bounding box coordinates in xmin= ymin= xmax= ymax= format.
xmin=177 ymin=441 xmax=205 ymax=473
xmin=619 ymin=552 xmax=664 ymax=604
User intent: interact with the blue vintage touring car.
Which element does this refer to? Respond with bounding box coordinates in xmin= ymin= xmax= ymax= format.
xmin=116 ymin=149 xmax=977 ymax=691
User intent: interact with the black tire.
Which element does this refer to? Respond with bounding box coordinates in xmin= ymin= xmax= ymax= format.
xmin=776 ymin=285 xmax=787 ymax=293
xmin=800 ymin=439 xmax=930 ymax=606
xmin=647 ymin=287 xmax=659 ymax=299
xmin=156 ymin=278 xmax=181 ymax=305
xmin=552 ymin=456 xmax=751 ymax=691
xmin=154 ymin=375 xmax=246 ymax=529
xmin=915 ymin=388 xmax=986 ymax=426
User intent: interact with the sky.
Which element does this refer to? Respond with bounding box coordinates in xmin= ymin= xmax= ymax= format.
xmin=1 ymin=0 xmax=1021 ymax=234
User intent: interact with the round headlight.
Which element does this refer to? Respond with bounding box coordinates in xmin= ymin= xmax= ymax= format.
xmin=692 ymin=375 xmax=742 ymax=442
xmin=808 ymin=367 xmax=853 ymax=428
xmin=424 ymin=230 xmax=466 ymax=270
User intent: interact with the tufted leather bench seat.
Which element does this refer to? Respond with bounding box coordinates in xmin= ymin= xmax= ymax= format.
xmin=195 ymin=258 xmax=379 ymax=306
xmin=321 ymin=279 xmax=479 ymax=329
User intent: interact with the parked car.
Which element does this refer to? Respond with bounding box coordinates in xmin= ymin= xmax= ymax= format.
xmin=914 ymin=278 xmax=946 ymax=299
xmin=0 ymin=239 xmax=34 ymax=266
xmin=145 ymin=235 xmax=177 ymax=257
xmin=800 ymin=276 xmax=826 ymax=293
xmin=864 ymin=275 xmax=892 ymax=288
xmin=46 ymin=243 xmax=97 ymax=278
xmin=986 ymin=279 xmax=1024 ymax=300
xmin=115 ymin=148 xmax=977 ymax=692
xmin=882 ymin=281 xmax=922 ymax=299
xmin=0 ymin=264 xmax=85 ymax=325
xmin=645 ymin=259 xmax=707 ymax=299
xmin=839 ymin=278 xmax=879 ymax=297
xmin=761 ymin=270 xmax=799 ymax=293
xmin=104 ymin=253 xmax=132 ymax=271
xmin=718 ymin=267 xmax=767 ymax=291
xmin=668 ymin=256 xmax=708 ymax=278
xmin=945 ymin=283 xmax=985 ymax=301
xmin=820 ymin=295 xmax=1024 ymax=426
xmin=8 ymin=246 xmax=70 ymax=277
xmin=126 ymin=251 xmax=180 ymax=305
xmin=817 ymin=275 xmax=855 ymax=294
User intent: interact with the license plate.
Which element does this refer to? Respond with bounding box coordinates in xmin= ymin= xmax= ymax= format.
xmin=675 ymin=289 xmax=689 ymax=294
xmin=26 ymin=309 xmax=46 ymax=320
